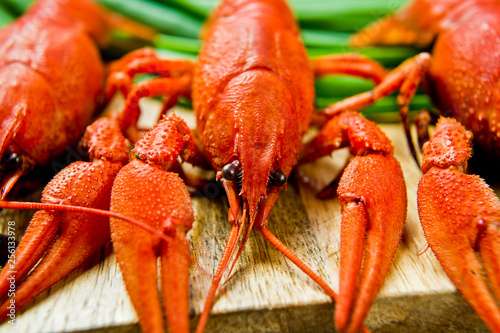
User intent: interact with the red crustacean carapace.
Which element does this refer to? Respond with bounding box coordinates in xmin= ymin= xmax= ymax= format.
xmin=0 ymin=0 xmax=153 ymax=198
xmin=0 ymin=0 xmax=111 ymax=197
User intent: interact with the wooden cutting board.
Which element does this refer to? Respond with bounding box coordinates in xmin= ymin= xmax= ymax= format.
xmin=0 ymin=98 xmax=496 ymax=333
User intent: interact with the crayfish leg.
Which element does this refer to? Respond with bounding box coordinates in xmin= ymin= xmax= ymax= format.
xmin=324 ymin=53 xmax=431 ymax=162
xmin=310 ymin=53 xmax=387 ymax=84
xmin=104 ymin=49 xmax=195 ymax=140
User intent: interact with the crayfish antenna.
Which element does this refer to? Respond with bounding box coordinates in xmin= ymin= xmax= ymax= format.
xmin=0 ymin=201 xmax=171 ymax=243
xmin=259 ymin=226 xmax=337 ymax=300
xmin=196 ymin=224 xmax=240 ymax=333
xmin=224 ymin=206 xmax=253 ymax=281
xmin=0 ymin=199 xmax=167 ymax=320
xmin=258 ymin=226 xmax=373 ymax=333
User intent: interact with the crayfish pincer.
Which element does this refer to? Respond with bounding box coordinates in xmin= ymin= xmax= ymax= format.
xmin=104 ymin=0 xmax=407 ymax=332
xmin=418 ymin=117 xmax=500 ymax=333
xmin=0 ymin=115 xmax=130 ymax=319
xmin=0 ymin=114 xmax=179 ymax=327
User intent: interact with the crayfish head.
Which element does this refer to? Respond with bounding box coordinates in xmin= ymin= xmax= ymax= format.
xmin=205 ymin=69 xmax=303 ymax=231
xmin=219 ymin=156 xmax=288 ymax=231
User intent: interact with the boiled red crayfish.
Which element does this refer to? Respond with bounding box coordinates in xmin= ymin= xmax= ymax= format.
xmin=102 ymin=0 xmax=406 ymax=332
xmin=346 ymin=0 xmax=500 ymax=160
xmin=0 ymin=0 xmax=154 ymax=198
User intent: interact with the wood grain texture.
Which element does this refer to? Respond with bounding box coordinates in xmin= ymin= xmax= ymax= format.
xmin=0 ymin=99 xmax=496 ymax=333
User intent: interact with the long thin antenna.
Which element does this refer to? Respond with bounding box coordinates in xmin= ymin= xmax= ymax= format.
xmin=0 ymin=201 xmax=170 ymax=243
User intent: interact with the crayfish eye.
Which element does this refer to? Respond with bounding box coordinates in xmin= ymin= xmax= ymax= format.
xmin=6 ymin=153 xmax=20 ymax=167
xmin=0 ymin=153 xmax=20 ymax=173
xmin=221 ymin=159 xmax=242 ymax=181
xmin=269 ymin=169 xmax=286 ymax=187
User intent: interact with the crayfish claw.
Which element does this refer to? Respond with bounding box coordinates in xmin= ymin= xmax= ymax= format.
xmin=418 ymin=117 xmax=500 ymax=332
xmin=336 ymin=153 xmax=407 ymax=333
xmin=477 ymin=218 xmax=500 ymax=304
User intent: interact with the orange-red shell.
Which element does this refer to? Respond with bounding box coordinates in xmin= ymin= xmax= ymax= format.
xmin=0 ymin=0 xmax=110 ymax=165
